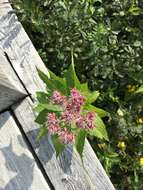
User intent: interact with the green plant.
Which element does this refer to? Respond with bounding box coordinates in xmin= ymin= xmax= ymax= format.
xmin=35 ymin=61 xmax=108 ymax=158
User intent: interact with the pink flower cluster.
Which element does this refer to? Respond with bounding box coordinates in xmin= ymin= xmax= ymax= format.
xmin=68 ymin=88 xmax=85 ymax=111
xmin=47 ymin=112 xmax=74 ymax=144
xmin=46 ymin=88 xmax=96 ymax=144
xmin=47 ymin=113 xmax=60 ymax=135
xmin=59 ymin=128 xmax=75 ymax=144
xmin=51 ymin=91 xmax=67 ymax=105
xmin=76 ymin=112 xmax=95 ymax=129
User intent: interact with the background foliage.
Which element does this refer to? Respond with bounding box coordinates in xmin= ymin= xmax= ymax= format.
xmin=13 ymin=0 xmax=143 ymax=189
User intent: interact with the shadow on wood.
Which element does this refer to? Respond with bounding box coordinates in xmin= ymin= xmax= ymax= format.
xmin=0 ymin=112 xmax=50 ymax=190
xmin=0 ymin=141 xmax=35 ymax=190
xmin=26 ymin=128 xmax=73 ymax=174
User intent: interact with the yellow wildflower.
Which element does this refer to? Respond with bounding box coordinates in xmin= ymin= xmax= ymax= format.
xmin=139 ymin=157 xmax=143 ymax=166
xmin=127 ymin=84 xmax=132 ymax=89
xmin=136 ymin=117 xmax=143 ymax=124
xmin=98 ymin=143 xmax=106 ymax=149
xmin=117 ymin=141 xmax=126 ymax=149
xmin=126 ymin=84 xmax=136 ymax=93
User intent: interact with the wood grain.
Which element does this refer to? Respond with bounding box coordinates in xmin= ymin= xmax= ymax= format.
xmin=0 ymin=7 xmax=48 ymax=100
xmin=0 ymin=51 xmax=26 ymax=112
xmin=0 ymin=0 xmax=12 ymax=15
xmin=0 ymin=111 xmax=50 ymax=190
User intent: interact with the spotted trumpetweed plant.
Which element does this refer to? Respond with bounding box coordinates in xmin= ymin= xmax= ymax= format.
xmin=35 ymin=63 xmax=109 ymax=158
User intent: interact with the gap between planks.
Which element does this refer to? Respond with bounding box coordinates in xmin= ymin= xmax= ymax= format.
xmin=9 ymin=108 xmax=55 ymax=190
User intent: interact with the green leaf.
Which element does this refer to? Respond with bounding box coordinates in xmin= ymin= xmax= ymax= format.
xmin=36 ymin=91 xmax=50 ymax=104
xmin=33 ymin=104 xmax=45 ymax=112
xmin=37 ymin=68 xmax=67 ymax=94
xmin=80 ymin=83 xmax=89 ymax=92
xmin=89 ymin=114 xmax=109 ymax=141
xmin=135 ymin=85 xmax=143 ymax=94
xmin=36 ymin=127 xmax=48 ymax=141
xmin=35 ymin=109 xmax=48 ymax=124
xmin=52 ymin=79 xmax=67 ymax=95
xmin=93 ymin=107 xmax=109 ymax=117
xmin=34 ymin=103 xmax=63 ymax=113
xmin=107 ymin=152 xmax=119 ymax=159
xmin=37 ymin=68 xmax=56 ymax=90
xmin=49 ymin=69 xmax=67 ymax=94
xmin=83 ymin=104 xmax=109 ymax=118
xmin=75 ymin=129 xmax=86 ymax=159
xmin=52 ymin=135 xmax=65 ymax=157
xmin=65 ymin=63 xmax=81 ymax=91
xmin=49 ymin=70 xmax=65 ymax=84
xmin=79 ymin=83 xmax=100 ymax=103
xmin=86 ymin=91 xmax=100 ymax=104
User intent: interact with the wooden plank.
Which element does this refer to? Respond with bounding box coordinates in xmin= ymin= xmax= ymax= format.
xmin=0 ymin=7 xmax=48 ymax=100
xmin=13 ymin=98 xmax=115 ymax=190
xmin=0 ymin=1 xmax=115 ymax=189
xmin=0 ymin=51 xmax=26 ymax=112
xmin=0 ymin=0 xmax=12 ymax=15
xmin=0 ymin=111 xmax=51 ymax=190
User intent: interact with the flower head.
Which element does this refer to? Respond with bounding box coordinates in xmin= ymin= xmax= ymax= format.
xmin=86 ymin=112 xmax=95 ymax=122
xmin=61 ymin=111 xmax=73 ymax=124
xmin=136 ymin=117 xmax=143 ymax=124
xmin=76 ymin=116 xmax=85 ymax=129
xmin=47 ymin=113 xmax=58 ymax=125
xmin=59 ymin=128 xmax=75 ymax=144
xmin=66 ymin=88 xmax=85 ymax=114
xmin=48 ymin=124 xmax=60 ymax=135
xmin=85 ymin=112 xmax=96 ymax=129
xmin=139 ymin=157 xmax=143 ymax=167
xmin=51 ymin=90 xmax=67 ymax=105
xmin=46 ymin=88 xmax=96 ymax=144
xmin=71 ymin=88 xmax=81 ymax=97
xmin=76 ymin=112 xmax=96 ymax=130
xmin=47 ymin=113 xmax=60 ymax=135
xmin=70 ymin=88 xmax=85 ymax=107
xmin=117 ymin=141 xmax=126 ymax=149
xmin=126 ymin=84 xmax=136 ymax=93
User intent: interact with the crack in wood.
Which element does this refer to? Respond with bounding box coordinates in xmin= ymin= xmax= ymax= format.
xmin=4 ymin=51 xmax=34 ymax=103
xmin=0 ymin=94 xmax=28 ymax=114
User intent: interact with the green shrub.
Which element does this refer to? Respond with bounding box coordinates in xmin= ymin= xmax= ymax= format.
xmin=13 ymin=0 xmax=143 ymax=189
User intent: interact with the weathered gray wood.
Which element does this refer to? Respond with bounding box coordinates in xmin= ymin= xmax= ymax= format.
xmin=0 ymin=1 xmax=115 ymax=190
xmin=0 ymin=112 xmax=51 ymax=190
xmin=0 ymin=0 xmax=12 ymax=15
xmin=13 ymin=98 xmax=115 ymax=190
xmin=0 ymin=7 xmax=48 ymax=100
xmin=0 ymin=51 xmax=26 ymax=112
